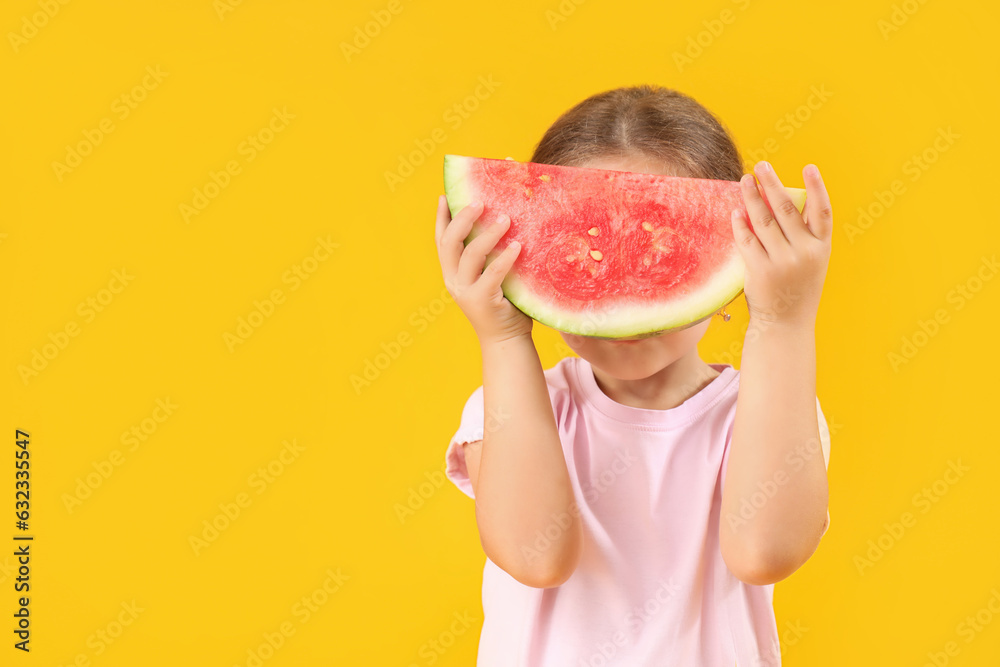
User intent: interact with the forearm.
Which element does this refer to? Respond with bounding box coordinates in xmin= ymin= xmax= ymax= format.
xmin=720 ymin=319 xmax=829 ymax=583
xmin=475 ymin=334 xmax=581 ymax=587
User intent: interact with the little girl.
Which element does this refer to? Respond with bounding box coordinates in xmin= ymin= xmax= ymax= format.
xmin=435 ymin=85 xmax=833 ymax=667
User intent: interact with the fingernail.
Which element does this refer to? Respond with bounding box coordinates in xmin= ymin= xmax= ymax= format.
xmin=757 ymin=161 xmax=771 ymax=173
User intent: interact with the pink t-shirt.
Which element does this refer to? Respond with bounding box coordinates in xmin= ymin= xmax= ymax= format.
xmin=445 ymin=356 xmax=831 ymax=667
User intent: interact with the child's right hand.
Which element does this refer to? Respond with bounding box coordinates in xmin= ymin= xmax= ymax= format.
xmin=435 ymin=194 xmax=533 ymax=345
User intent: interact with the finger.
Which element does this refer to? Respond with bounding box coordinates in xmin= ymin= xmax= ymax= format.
xmin=439 ymin=199 xmax=483 ymax=281
xmin=456 ymin=213 xmax=511 ymax=286
xmin=740 ymin=172 xmax=788 ymax=256
xmin=435 ymin=195 xmax=459 ymax=292
xmin=434 ymin=194 xmax=449 ymax=249
xmin=802 ymin=164 xmax=833 ymax=242
xmin=480 ymin=239 xmax=522 ymax=293
xmin=752 ymin=161 xmax=812 ymax=245
xmin=731 ymin=207 xmax=767 ymax=266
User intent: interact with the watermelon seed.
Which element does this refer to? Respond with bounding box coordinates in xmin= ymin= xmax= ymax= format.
xmin=524 ymin=188 xmax=533 ymax=197
xmin=590 ymin=250 xmax=603 ymax=261
xmin=588 ymin=227 xmax=599 ymax=236
xmin=539 ymin=174 xmax=551 ymax=182
xmin=643 ymin=258 xmax=651 ymax=266
xmin=642 ymin=222 xmax=654 ymax=232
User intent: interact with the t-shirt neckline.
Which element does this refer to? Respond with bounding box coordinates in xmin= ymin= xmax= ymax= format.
xmin=573 ymin=357 xmax=738 ymax=429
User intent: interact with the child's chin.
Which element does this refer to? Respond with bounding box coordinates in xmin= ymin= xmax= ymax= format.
xmin=592 ymin=354 xmax=676 ymax=381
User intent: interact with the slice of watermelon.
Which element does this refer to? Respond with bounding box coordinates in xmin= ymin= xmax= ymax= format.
xmin=442 ymin=154 xmax=806 ymax=339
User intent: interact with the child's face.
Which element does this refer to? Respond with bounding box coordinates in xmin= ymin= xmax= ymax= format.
xmin=559 ymin=320 xmax=712 ymax=381
xmin=557 ymin=154 xmax=713 ymax=380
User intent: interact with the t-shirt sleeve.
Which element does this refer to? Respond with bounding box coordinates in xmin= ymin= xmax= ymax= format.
xmin=444 ymin=385 xmax=485 ymax=500
xmin=816 ymin=396 xmax=832 ymax=538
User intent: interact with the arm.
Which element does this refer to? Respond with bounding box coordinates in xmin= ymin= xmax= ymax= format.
xmin=435 ymin=195 xmax=581 ymax=588
xmin=470 ymin=334 xmax=582 ymax=588
xmin=720 ymin=161 xmax=834 ymax=586
xmin=720 ymin=319 xmax=828 ymax=585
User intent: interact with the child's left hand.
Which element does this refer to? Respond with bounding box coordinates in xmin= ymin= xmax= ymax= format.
xmin=730 ymin=161 xmax=833 ymax=328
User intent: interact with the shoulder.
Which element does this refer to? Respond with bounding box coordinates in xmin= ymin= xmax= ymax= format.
xmin=705 ymin=363 xmax=742 ymax=416
xmin=543 ymin=355 xmax=578 ymax=391
xmin=542 ymin=356 xmax=578 ymax=413
xmin=457 ymin=356 xmax=577 ymax=412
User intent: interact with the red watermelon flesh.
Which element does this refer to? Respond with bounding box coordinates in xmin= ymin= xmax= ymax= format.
xmin=442 ymin=155 xmax=806 ymax=339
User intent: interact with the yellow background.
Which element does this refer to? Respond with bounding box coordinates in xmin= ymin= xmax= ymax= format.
xmin=3 ymin=0 xmax=999 ymax=664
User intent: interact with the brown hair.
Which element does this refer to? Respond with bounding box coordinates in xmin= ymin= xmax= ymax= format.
xmin=529 ymin=85 xmax=744 ymax=182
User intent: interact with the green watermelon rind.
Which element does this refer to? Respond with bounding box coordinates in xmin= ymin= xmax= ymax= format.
xmin=443 ymin=154 xmax=804 ymax=339
xmin=443 ymin=155 xmax=473 ymax=217
xmin=501 ymin=254 xmax=746 ymax=338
